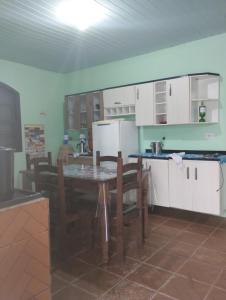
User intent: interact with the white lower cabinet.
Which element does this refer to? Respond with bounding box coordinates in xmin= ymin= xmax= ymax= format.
xmin=169 ymin=160 xmax=222 ymax=215
xmin=169 ymin=160 xmax=193 ymax=211
xmin=129 ymin=156 xmax=225 ymax=215
xmin=145 ymin=159 xmax=169 ymax=207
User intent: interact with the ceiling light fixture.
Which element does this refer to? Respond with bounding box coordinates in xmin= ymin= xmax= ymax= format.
xmin=55 ymin=0 xmax=108 ymax=31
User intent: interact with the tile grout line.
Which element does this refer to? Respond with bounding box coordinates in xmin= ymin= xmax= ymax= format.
xmin=52 ymin=215 xmax=225 ymax=299
xmin=137 ymin=219 xmax=224 ymax=299
xmin=98 ymin=227 xmax=176 ymax=299
xmin=94 ymin=217 xmax=217 ymax=299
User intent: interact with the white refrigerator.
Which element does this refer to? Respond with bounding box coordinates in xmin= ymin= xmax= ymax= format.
xmin=92 ymin=119 xmax=138 ymax=164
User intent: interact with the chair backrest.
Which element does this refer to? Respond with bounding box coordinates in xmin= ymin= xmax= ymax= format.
xmin=34 ymin=159 xmax=67 ymax=223
xmin=96 ymin=150 xmax=122 ymax=166
xmin=26 ymin=152 xmax=52 ymax=170
xmin=116 ymin=156 xmax=142 ymax=208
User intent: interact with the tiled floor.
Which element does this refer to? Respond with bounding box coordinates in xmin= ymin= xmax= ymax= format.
xmin=51 ymin=208 xmax=226 ymax=299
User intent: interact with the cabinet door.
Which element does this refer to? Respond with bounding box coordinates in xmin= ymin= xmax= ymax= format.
xmin=169 ymin=160 xmax=193 ymax=210
xmin=192 ymin=161 xmax=221 ymax=215
xmin=90 ymin=91 xmax=104 ymax=123
xmin=167 ymin=76 xmax=190 ymax=124
xmin=135 ymin=82 xmax=154 ymax=126
xmin=147 ymin=159 xmax=169 ymax=207
xmin=65 ymin=95 xmax=80 ymax=130
xmin=103 ymin=86 xmax=135 ymax=107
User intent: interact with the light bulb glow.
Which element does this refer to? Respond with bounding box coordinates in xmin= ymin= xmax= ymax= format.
xmin=55 ymin=0 xmax=107 ymax=30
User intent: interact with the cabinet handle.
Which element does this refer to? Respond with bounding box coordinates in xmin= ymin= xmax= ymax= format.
xmin=195 ymin=167 xmax=198 ymax=180
xmin=137 ymin=88 xmax=139 ymax=100
xmin=186 ymin=167 xmax=189 ymax=179
xmin=169 ymin=84 xmax=172 ymax=96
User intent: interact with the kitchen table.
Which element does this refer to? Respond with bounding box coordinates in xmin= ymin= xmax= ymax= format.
xmin=63 ymin=164 xmax=148 ymax=263
xmin=63 ymin=164 xmax=117 ymax=263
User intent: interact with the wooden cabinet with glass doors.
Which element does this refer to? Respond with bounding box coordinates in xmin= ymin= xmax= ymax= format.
xmin=64 ymin=91 xmax=104 ymax=151
xmin=64 ymin=91 xmax=104 ymax=130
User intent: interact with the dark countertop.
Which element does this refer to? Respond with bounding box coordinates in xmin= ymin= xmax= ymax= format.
xmin=0 ymin=189 xmax=46 ymax=210
xmin=129 ymin=149 xmax=226 ymax=163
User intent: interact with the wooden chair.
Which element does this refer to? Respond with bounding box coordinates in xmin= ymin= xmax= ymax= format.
xmin=113 ymin=156 xmax=143 ymax=260
xmin=96 ymin=150 xmax=122 ymax=166
xmin=34 ymin=160 xmax=80 ymax=258
xmin=89 ymin=151 xmax=122 ymax=247
xmin=26 ymin=152 xmax=52 ymax=170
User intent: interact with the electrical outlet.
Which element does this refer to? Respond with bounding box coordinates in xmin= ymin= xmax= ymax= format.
xmin=205 ymin=132 xmax=216 ymax=140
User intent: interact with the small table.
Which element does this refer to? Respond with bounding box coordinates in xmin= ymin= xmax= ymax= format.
xmin=63 ymin=164 xmax=117 ymax=263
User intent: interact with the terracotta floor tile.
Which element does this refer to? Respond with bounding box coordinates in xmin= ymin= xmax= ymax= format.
xmin=212 ymin=229 xmax=226 ymax=241
xmin=203 ymin=237 xmax=226 ymax=253
xmin=215 ymin=270 xmax=226 ymax=290
xmin=160 ymin=275 xmax=209 ymax=300
xmin=146 ymin=232 xmax=171 ymax=249
xmin=127 ymin=264 xmax=171 ymax=290
xmin=185 ymin=223 xmax=215 ymax=236
xmin=75 ymin=268 xmax=120 ymax=297
xmin=100 ymin=256 xmax=140 ymax=277
xmin=206 ymin=287 xmax=226 ymax=300
xmin=177 ymin=259 xmax=221 ymax=284
xmin=173 ymin=211 xmax=198 ymax=222
xmin=146 ymin=250 xmax=187 ymax=272
xmin=153 ymin=294 xmax=174 ymax=300
xmin=148 ymin=215 xmax=168 ymax=227
xmin=54 ymin=257 xmax=95 ymax=282
xmin=195 ymin=215 xmax=223 ymax=227
xmin=52 ymin=285 xmax=96 ymax=300
xmin=176 ymin=231 xmax=207 ymax=246
xmin=152 ymin=225 xmax=181 ymax=239
xmin=162 ymin=240 xmax=198 ymax=258
xmin=163 ymin=219 xmax=190 ymax=230
xmin=102 ymin=279 xmax=155 ymax=300
xmin=51 ymin=275 xmax=68 ymax=294
xmin=193 ymin=248 xmax=226 ymax=267
xmin=126 ymin=244 xmax=158 ymax=261
xmin=77 ymin=249 xmax=103 ymax=266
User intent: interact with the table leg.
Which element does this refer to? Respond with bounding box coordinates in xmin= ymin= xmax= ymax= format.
xmin=98 ymin=182 xmax=110 ymax=264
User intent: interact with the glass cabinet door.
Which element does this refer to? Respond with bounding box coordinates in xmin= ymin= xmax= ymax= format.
xmin=79 ymin=95 xmax=88 ymax=128
xmin=92 ymin=91 xmax=104 ymax=122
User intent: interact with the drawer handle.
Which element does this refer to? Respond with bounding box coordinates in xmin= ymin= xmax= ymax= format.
xmin=186 ymin=167 xmax=189 ymax=179
xmin=114 ymin=101 xmax=121 ymax=105
xmin=195 ymin=167 xmax=198 ymax=180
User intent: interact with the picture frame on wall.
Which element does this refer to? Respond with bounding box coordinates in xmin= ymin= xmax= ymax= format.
xmin=24 ymin=124 xmax=45 ymax=158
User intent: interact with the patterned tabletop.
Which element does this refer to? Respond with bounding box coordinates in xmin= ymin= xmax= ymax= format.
xmin=63 ymin=164 xmax=117 ymax=182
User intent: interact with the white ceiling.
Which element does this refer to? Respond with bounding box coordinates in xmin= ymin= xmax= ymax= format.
xmin=0 ymin=0 xmax=226 ymax=73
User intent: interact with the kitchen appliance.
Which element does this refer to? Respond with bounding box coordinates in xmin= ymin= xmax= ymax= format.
xmin=92 ymin=120 xmax=138 ymax=163
xmin=151 ymin=141 xmax=163 ymax=155
xmin=76 ymin=134 xmax=88 ymax=155
xmin=0 ymin=147 xmax=14 ymax=201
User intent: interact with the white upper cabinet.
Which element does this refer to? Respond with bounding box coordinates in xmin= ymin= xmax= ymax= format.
xmin=190 ymin=74 xmax=219 ymax=123
xmin=153 ymin=76 xmax=190 ymax=125
xmin=135 ymin=82 xmax=154 ymax=126
xmin=167 ymin=76 xmax=190 ymax=124
xmin=103 ymin=86 xmax=135 ymax=118
xmin=103 ymin=73 xmax=220 ymax=124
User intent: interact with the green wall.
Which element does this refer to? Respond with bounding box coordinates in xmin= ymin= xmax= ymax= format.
xmin=0 ymin=59 xmax=65 ymax=187
xmin=64 ymin=32 xmax=226 ymax=152
xmin=1 ymin=32 xmax=226 ymax=187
